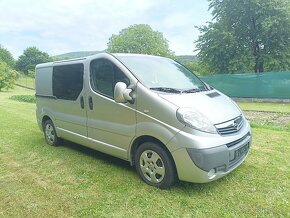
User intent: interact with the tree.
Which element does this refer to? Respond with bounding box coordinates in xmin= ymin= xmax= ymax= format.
xmin=107 ymin=24 xmax=174 ymax=58
xmin=175 ymin=56 xmax=210 ymax=75
xmin=0 ymin=61 xmax=18 ymax=91
xmin=195 ymin=0 xmax=290 ymax=73
xmin=16 ymin=47 xmax=52 ymax=74
xmin=0 ymin=45 xmax=15 ymax=68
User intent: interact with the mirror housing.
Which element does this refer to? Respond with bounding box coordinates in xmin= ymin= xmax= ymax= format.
xmin=114 ymin=82 xmax=134 ymax=103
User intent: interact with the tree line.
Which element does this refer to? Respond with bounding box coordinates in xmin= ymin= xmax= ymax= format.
xmin=1 ymin=0 xmax=289 ymax=90
xmin=196 ymin=0 xmax=290 ymax=74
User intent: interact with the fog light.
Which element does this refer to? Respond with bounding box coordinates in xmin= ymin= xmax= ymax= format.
xmin=208 ymin=169 xmax=216 ymax=179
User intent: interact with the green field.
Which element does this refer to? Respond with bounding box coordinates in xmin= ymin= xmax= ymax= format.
xmin=238 ymin=102 xmax=290 ymax=113
xmin=0 ymin=87 xmax=289 ymax=217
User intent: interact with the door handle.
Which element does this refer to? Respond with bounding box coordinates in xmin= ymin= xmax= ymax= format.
xmin=80 ymin=96 xmax=84 ymax=109
xmin=88 ymin=96 xmax=93 ymax=110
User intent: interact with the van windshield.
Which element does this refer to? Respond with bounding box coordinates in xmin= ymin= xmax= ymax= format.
xmin=116 ymin=55 xmax=208 ymax=93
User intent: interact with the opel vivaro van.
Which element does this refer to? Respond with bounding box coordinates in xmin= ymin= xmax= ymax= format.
xmin=36 ymin=53 xmax=252 ymax=188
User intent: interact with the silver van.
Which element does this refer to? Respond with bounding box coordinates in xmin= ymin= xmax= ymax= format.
xmin=36 ymin=53 xmax=252 ymax=188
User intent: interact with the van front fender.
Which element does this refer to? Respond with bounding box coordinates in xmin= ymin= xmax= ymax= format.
xmin=134 ymin=121 xmax=181 ymax=152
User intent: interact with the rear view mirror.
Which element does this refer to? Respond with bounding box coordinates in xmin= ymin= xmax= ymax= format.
xmin=114 ymin=82 xmax=134 ymax=103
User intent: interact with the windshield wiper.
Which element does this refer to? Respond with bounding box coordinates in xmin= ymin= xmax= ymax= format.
xmin=150 ymin=87 xmax=182 ymax=93
xmin=181 ymin=88 xmax=203 ymax=93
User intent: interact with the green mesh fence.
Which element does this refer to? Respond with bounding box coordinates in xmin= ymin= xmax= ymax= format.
xmin=200 ymin=72 xmax=290 ymax=99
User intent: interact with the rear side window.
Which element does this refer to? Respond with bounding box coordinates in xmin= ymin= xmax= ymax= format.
xmin=90 ymin=59 xmax=129 ymax=98
xmin=52 ymin=64 xmax=84 ymax=100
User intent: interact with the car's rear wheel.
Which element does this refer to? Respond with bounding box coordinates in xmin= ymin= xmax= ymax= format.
xmin=43 ymin=120 xmax=61 ymax=146
xmin=135 ymin=142 xmax=176 ymax=189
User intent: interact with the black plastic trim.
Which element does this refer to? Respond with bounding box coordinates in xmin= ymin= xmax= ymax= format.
xmin=35 ymin=94 xmax=57 ymax=99
xmin=186 ymin=145 xmax=229 ymax=172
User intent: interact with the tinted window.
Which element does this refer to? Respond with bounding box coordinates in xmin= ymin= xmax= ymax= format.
xmin=53 ymin=64 xmax=84 ymax=100
xmin=90 ymin=59 xmax=129 ymax=98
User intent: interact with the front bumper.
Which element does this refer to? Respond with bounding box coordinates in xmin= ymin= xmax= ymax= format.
xmin=169 ymin=121 xmax=252 ymax=183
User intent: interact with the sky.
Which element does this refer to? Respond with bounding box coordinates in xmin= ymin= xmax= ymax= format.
xmin=0 ymin=0 xmax=212 ymax=59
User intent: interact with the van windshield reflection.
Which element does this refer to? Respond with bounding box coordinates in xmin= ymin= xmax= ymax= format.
xmin=116 ymin=55 xmax=208 ymax=92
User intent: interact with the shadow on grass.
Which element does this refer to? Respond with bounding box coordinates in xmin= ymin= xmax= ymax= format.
xmin=61 ymin=139 xmax=133 ymax=171
xmin=175 ymin=173 xmax=235 ymax=192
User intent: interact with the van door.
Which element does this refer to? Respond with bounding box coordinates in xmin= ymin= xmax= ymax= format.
xmin=52 ymin=63 xmax=88 ymax=144
xmin=86 ymin=58 xmax=136 ymax=159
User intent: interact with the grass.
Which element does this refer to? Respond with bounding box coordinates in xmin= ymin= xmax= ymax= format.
xmin=238 ymin=102 xmax=290 ymax=113
xmin=243 ymin=111 xmax=290 ymax=131
xmin=0 ymin=87 xmax=289 ymax=217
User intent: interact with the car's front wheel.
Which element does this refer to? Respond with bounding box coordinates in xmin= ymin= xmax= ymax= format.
xmin=135 ymin=142 xmax=176 ymax=189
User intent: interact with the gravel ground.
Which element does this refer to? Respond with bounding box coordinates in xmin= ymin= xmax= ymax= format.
xmin=243 ymin=111 xmax=290 ymax=128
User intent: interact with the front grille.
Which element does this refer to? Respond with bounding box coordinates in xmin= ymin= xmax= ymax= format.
xmin=226 ymin=132 xmax=251 ymax=148
xmin=215 ymin=116 xmax=244 ymax=135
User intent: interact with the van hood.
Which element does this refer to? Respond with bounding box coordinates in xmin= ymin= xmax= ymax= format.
xmin=159 ymin=90 xmax=241 ymax=124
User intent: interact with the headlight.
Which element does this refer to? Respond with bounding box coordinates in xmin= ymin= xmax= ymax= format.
xmin=176 ymin=108 xmax=217 ymax=133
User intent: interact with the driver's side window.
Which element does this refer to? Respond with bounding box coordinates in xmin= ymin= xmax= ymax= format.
xmin=90 ymin=59 xmax=130 ymax=98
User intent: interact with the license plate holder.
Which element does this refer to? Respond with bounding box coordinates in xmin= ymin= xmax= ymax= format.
xmin=235 ymin=143 xmax=249 ymax=159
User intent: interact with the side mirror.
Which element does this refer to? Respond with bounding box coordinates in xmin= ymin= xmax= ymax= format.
xmin=114 ymin=82 xmax=134 ymax=103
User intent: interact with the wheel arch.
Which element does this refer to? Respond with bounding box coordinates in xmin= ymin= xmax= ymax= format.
xmin=42 ymin=115 xmax=52 ymax=131
xmin=130 ymin=135 xmax=176 ymax=170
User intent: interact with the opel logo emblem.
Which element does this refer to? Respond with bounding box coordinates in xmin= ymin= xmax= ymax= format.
xmin=233 ymin=116 xmax=242 ymax=130
xmin=233 ymin=120 xmax=239 ymax=129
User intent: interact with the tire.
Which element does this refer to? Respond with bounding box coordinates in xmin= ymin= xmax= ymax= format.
xmin=135 ymin=142 xmax=176 ymax=189
xmin=43 ymin=120 xmax=61 ymax=146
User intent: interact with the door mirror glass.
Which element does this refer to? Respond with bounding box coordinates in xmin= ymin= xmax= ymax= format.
xmin=114 ymin=82 xmax=133 ymax=103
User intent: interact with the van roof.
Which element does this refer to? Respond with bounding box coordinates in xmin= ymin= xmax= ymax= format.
xmin=36 ymin=53 xmax=165 ymax=69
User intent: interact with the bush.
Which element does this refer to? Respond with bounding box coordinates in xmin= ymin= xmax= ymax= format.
xmin=0 ymin=61 xmax=18 ymax=91
xmin=27 ymin=70 xmax=35 ymax=78
xmin=9 ymin=95 xmax=36 ymax=103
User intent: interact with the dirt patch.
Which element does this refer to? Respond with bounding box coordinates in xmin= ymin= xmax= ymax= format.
xmin=243 ymin=111 xmax=290 ymax=128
